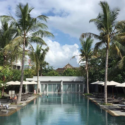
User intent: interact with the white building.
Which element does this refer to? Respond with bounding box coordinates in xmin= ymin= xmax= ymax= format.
xmin=26 ymin=76 xmax=85 ymax=94
xmin=12 ymin=56 xmax=32 ymax=70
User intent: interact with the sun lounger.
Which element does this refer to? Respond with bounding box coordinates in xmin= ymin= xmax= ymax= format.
xmin=108 ymin=98 xmax=125 ymax=104
xmin=100 ymin=95 xmax=115 ymax=101
xmin=0 ymin=102 xmax=9 ymax=110
xmin=2 ymin=104 xmax=9 ymax=109
xmin=16 ymin=93 xmax=33 ymax=102
xmin=118 ymin=105 xmax=125 ymax=110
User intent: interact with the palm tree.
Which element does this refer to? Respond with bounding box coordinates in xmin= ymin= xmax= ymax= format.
xmin=0 ymin=17 xmax=17 ymax=49
xmin=0 ymin=16 xmax=18 ymax=65
xmin=80 ymin=37 xmax=93 ymax=94
xmin=40 ymin=61 xmax=49 ymax=76
xmin=29 ymin=45 xmax=49 ymax=93
xmin=81 ymin=1 xmax=120 ymax=103
xmin=2 ymin=3 xmax=53 ymax=103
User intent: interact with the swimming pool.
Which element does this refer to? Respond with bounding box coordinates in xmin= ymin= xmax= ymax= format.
xmin=0 ymin=94 xmax=125 ymax=125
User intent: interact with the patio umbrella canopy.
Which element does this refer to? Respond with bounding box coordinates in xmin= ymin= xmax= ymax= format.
xmin=91 ymin=81 xmax=99 ymax=84
xmin=6 ymin=81 xmax=37 ymax=85
xmin=91 ymin=81 xmax=120 ymax=95
xmin=101 ymin=81 xmax=120 ymax=86
xmin=7 ymin=81 xmax=20 ymax=85
xmin=115 ymin=83 xmax=125 ymax=87
xmin=91 ymin=81 xmax=104 ymax=93
xmin=101 ymin=81 xmax=120 ymax=95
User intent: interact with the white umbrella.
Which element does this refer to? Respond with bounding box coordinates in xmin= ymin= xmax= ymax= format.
xmin=7 ymin=81 xmax=20 ymax=85
xmin=92 ymin=81 xmax=120 ymax=95
xmin=91 ymin=81 xmax=104 ymax=93
xmin=6 ymin=81 xmax=37 ymax=85
xmin=24 ymin=81 xmax=37 ymax=85
xmin=91 ymin=81 xmax=99 ymax=84
xmin=101 ymin=81 xmax=120 ymax=95
xmin=115 ymin=83 xmax=125 ymax=87
xmin=97 ymin=81 xmax=104 ymax=85
xmin=101 ymin=81 xmax=120 ymax=86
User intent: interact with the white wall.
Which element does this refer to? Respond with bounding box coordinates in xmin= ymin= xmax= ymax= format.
xmin=26 ymin=76 xmax=84 ymax=82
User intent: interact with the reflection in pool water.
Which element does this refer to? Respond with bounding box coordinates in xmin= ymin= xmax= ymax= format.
xmin=0 ymin=94 xmax=125 ymax=125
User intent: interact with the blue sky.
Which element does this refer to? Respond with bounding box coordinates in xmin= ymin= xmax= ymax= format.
xmin=50 ymin=28 xmax=80 ymax=46
xmin=0 ymin=0 xmax=125 ymax=68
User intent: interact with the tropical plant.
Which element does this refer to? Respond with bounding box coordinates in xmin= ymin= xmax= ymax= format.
xmin=0 ymin=66 xmax=13 ymax=96
xmin=0 ymin=17 xmax=17 ymax=49
xmin=39 ymin=61 xmax=49 ymax=76
xmin=79 ymin=37 xmax=93 ymax=94
xmin=0 ymin=16 xmax=18 ymax=65
xmin=42 ymin=65 xmax=54 ymax=76
xmin=46 ymin=70 xmax=59 ymax=76
xmin=81 ymin=1 xmax=120 ymax=103
xmin=29 ymin=44 xmax=49 ymax=93
xmin=2 ymin=3 xmax=54 ymax=102
xmin=62 ymin=68 xmax=80 ymax=76
xmin=24 ymin=69 xmax=36 ymax=80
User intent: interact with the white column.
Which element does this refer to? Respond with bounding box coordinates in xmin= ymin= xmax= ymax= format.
xmin=43 ymin=84 xmax=45 ymax=94
xmin=79 ymin=84 xmax=80 ymax=93
xmin=38 ymin=81 xmax=41 ymax=94
xmin=25 ymin=84 xmax=28 ymax=93
xmin=61 ymin=81 xmax=63 ymax=93
xmin=46 ymin=84 xmax=48 ymax=95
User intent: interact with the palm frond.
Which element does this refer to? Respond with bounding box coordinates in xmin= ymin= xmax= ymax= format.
xmin=118 ymin=56 xmax=125 ymax=69
xmin=81 ymin=33 xmax=100 ymax=40
xmin=37 ymin=15 xmax=48 ymax=22
xmin=29 ymin=36 xmax=47 ymax=45
xmin=32 ymin=30 xmax=54 ymax=38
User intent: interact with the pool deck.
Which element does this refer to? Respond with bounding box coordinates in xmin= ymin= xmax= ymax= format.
xmin=0 ymin=95 xmax=38 ymax=117
xmin=86 ymin=95 xmax=125 ymax=116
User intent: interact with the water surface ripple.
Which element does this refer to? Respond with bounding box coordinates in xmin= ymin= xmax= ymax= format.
xmin=0 ymin=94 xmax=125 ymax=125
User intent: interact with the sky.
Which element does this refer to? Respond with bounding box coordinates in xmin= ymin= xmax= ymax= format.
xmin=0 ymin=0 xmax=125 ymax=69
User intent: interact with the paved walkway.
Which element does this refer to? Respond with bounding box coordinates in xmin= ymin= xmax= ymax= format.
xmin=0 ymin=95 xmax=38 ymax=116
xmin=86 ymin=96 xmax=125 ymax=116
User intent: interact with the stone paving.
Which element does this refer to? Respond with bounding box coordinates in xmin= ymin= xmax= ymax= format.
xmin=87 ymin=96 xmax=125 ymax=116
xmin=0 ymin=95 xmax=38 ymax=116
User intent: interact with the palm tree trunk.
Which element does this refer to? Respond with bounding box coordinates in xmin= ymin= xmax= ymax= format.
xmin=37 ymin=69 xmax=39 ymax=94
xmin=17 ymin=35 xmax=25 ymax=103
xmin=104 ymin=47 xmax=109 ymax=104
xmin=86 ymin=60 xmax=89 ymax=94
xmin=41 ymin=67 xmax=42 ymax=76
xmin=2 ymin=86 xmax=4 ymax=96
xmin=86 ymin=69 xmax=89 ymax=94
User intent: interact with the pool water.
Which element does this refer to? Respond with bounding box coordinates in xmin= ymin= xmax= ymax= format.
xmin=0 ymin=94 xmax=125 ymax=125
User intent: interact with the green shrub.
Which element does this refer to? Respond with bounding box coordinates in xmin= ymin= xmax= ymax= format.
xmin=84 ymin=93 xmax=93 ymax=96
xmin=100 ymin=103 xmax=112 ymax=106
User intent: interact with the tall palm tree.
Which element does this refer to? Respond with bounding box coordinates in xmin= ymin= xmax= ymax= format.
xmin=29 ymin=45 xmax=49 ymax=93
xmin=81 ymin=1 xmax=120 ymax=103
xmin=2 ymin=3 xmax=53 ymax=103
xmin=80 ymin=37 xmax=93 ymax=94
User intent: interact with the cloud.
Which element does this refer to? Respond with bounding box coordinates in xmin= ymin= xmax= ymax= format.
xmin=0 ymin=0 xmax=125 ymax=39
xmin=1 ymin=0 xmax=124 ymax=43
xmin=0 ymin=0 xmax=125 ymax=68
xmin=45 ymin=39 xmax=80 ymax=68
